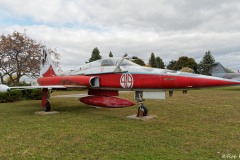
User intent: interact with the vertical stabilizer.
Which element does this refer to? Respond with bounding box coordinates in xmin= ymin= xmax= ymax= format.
xmin=40 ymin=47 xmax=59 ymax=77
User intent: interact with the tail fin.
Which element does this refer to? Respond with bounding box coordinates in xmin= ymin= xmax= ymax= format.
xmin=40 ymin=47 xmax=59 ymax=77
xmin=208 ymin=62 xmax=227 ymax=75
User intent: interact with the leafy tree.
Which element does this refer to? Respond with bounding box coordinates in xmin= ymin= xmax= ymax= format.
xmin=198 ymin=51 xmax=215 ymax=75
xmin=149 ymin=53 xmax=156 ymax=68
xmin=180 ymin=67 xmax=194 ymax=73
xmin=89 ymin=47 xmax=102 ymax=62
xmin=225 ymin=68 xmax=234 ymax=73
xmin=131 ymin=57 xmax=145 ymax=66
xmin=155 ymin=56 xmax=165 ymax=69
xmin=0 ymin=31 xmax=60 ymax=85
xmin=167 ymin=60 xmax=177 ymax=70
xmin=109 ymin=51 xmax=113 ymax=57
xmin=174 ymin=56 xmax=198 ymax=73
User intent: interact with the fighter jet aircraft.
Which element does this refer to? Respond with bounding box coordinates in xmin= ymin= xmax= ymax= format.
xmin=1 ymin=48 xmax=240 ymax=111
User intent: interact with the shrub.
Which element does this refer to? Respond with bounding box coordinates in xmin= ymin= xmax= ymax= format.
xmin=0 ymin=90 xmax=22 ymax=103
xmin=0 ymin=89 xmax=42 ymax=103
xmin=22 ymin=89 xmax=42 ymax=100
xmin=0 ymin=93 xmax=8 ymax=103
xmin=30 ymin=89 xmax=42 ymax=100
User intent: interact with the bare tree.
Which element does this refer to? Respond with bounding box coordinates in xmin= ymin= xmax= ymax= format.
xmin=0 ymin=31 xmax=60 ymax=86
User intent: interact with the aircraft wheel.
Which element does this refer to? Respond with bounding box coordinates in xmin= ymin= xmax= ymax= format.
xmin=143 ymin=106 xmax=148 ymax=116
xmin=137 ymin=103 xmax=148 ymax=117
xmin=44 ymin=100 xmax=51 ymax=112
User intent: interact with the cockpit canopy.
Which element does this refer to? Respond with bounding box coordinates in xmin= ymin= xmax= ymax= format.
xmin=100 ymin=58 xmax=139 ymax=67
xmin=61 ymin=57 xmax=140 ymax=76
xmin=101 ymin=59 xmax=115 ymax=66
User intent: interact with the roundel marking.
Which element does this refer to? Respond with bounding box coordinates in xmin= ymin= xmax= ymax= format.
xmin=120 ymin=73 xmax=134 ymax=89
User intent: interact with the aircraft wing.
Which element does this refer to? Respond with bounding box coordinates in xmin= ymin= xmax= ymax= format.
xmin=10 ymin=85 xmax=65 ymax=89
xmin=9 ymin=85 xmax=88 ymax=90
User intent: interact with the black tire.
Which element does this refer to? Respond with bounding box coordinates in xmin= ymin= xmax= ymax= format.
xmin=143 ymin=107 xmax=148 ymax=116
xmin=137 ymin=105 xmax=148 ymax=116
xmin=44 ymin=101 xmax=51 ymax=112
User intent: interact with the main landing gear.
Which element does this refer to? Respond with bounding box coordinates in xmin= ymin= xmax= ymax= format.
xmin=137 ymin=102 xmax=148 ymax=117
xmin=135 ymin=91 xmax=148 ymax=117
xmin=42 ymin=88 xmax=51 ymax=112
xmin=44 ymin=100 xmax=51 ymax=112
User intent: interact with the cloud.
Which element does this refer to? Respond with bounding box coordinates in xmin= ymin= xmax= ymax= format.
xmin=2 ymin=0 xmax=240 ymax=31
xmin=0 ymin=0 xmax=240 ymax=70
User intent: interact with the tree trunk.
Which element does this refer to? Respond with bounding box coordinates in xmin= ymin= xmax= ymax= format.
xmin=0 ymin=75 xmax=4 ymax=84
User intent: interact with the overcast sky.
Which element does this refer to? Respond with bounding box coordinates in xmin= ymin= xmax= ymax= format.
xmin=1 ymin=0 xmax=240 ymax=71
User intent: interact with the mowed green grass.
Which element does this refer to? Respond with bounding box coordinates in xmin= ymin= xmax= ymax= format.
xmin=0 ymin=88 xmax=240 ymax=159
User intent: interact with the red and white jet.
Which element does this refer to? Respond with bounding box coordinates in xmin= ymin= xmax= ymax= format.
xmin=1 ymin=47 xmax=240 ymax=110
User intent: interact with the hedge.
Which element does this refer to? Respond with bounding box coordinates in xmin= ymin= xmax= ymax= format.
xmin=0 ymin=89 xmax=42 ymax=103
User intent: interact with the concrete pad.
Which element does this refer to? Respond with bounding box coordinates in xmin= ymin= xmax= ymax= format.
xmin=88 ymin=105 xmax=102 ymax=109
xmin=126 ymin=114 xmax=157 ymax=120
xmin=35 ymin=111 xmax=60 ymax=115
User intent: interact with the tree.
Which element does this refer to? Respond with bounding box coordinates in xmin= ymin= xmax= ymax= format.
xmin=180 ymin=67 xmax=194 ymax=73
xmin=174 ymin=56 xmax=198 ymax=73
xmin=109 ymin=51 xmax=113 ymax=57
xmin=198 ymin=51 xmax=215 ymax=75
xmin=0 ymin=70 xmax=6 ymax=84
xmin=225 ymin=68 xmax=234 ymax=73
xmin=131 ymin=56 xmax=145 ymax=66
xmin=149 ymin=53 xmax=156 ymax=68
xmin=5 ymin=75 xmax=17 ymax=86
xmin=155 ymin=56 xmax=165 ymax=69
xmin=167 ymin=60 xmax=177 ymax=70
xmin=0 ymin=31 xmax=60 ymax=85
xmin=89 ymin=47 xmax=102 ymax=62
xmin=132 ymin=56 xmax=138 ymax=59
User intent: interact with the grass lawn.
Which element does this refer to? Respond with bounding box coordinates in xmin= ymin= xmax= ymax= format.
xmin=0 ymin=87 xmax=240 ymax=159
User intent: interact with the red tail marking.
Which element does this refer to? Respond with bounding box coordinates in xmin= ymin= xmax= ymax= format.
xmin=42 ymin=65 xmax=56 ymax=77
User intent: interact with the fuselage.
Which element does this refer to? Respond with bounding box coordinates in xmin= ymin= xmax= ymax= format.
xmin=37 ymin=58 xmax=240 ymax=91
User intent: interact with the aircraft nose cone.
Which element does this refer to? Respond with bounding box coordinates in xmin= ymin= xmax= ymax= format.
xmin=200 ymin=76 xmax=240 ymax=88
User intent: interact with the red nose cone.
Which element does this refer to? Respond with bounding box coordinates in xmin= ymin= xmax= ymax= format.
xmin=80 ymin=96 xmax=135 ymax=108
xmin=198 ymin=77 xmax=240 ymax=88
